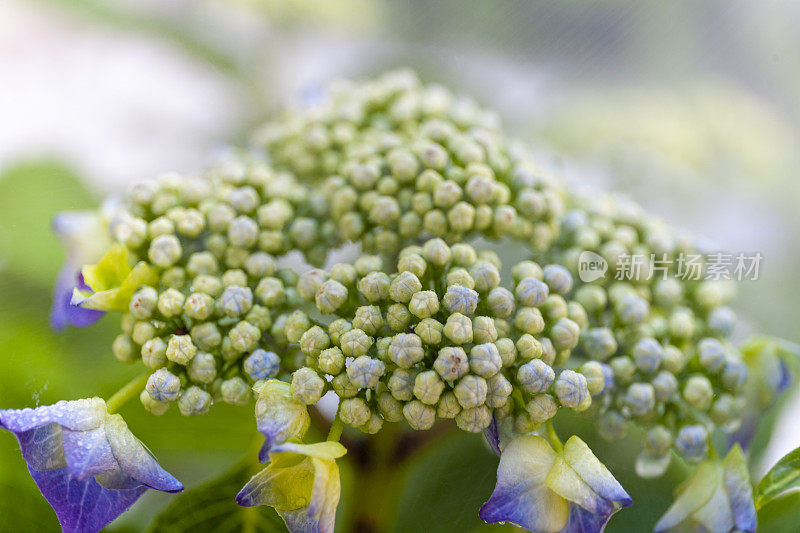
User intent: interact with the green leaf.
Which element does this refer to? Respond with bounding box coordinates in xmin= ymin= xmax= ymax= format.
xmin=147 ymin=454 xmax=287 ymax=533
xmin=757 ymin=491 xmax=800 ymax=532
xmin=755 ymin=446 xmax=800 ymax=510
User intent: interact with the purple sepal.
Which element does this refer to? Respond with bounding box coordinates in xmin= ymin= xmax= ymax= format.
xmin=50 ymin=266 xmax=104 ymax=331
xmin=483 ymin=415 xmax=501 ymax=456
xmin=560 ymin=503 xmax=614 ymax=533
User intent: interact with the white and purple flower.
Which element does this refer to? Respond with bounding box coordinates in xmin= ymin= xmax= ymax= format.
xmin=480 ymin=434 xmax=631 ymax=533
xmin=0 ymin=397 xmax=182 ymax=533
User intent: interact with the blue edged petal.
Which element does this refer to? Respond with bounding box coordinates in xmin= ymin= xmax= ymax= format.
xmin=0 ymin=398 xmax=107 ymax=434
xmin=483 ymin=415 xmax=501 ymax=456
xmin=722 ymin=445 xmax=757 ymax=533
xmin=479 ymin=435 xmax=570 ymax=533
xmin=559 ymin=502 xmax=613 ymax=533
xmin=15 ymin=424 xmax=67 ymax=470
xmin=561 ymin=436 xmax=632 ymax=507
xmin=50 ymin=267 xmax=104 ymax=331
xmin=253 ymin=380 xmax=310 ymax=461
xmin=62 ymin=427 xmax=117 ymax=481
xmin=29 ymin=465 xmax=146 ymax=533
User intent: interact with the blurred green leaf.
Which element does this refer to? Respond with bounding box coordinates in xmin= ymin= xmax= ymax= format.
xmin=147 ymin=452 xmax=286 ymax=533
xmin=755 ymin=446 xmax=800 ymax=510
xmin=0 ymin=160 xmax=96 ymax=287
xmin=757 ymin=491 xmax=800 ymax=533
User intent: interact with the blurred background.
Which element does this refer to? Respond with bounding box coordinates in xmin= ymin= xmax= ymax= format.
xmin=1 ymin=1 xmax=799 ymax=531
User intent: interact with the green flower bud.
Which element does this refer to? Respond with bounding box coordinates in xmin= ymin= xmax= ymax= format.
xmin=156 ymin=288 xmax=184 ymax=318
xmin=668 ymin=308 xmax=696 ymax=339
xmin=318 ymin=347 xmax=345 ymax=375
xmin=299 ymin=325 xmax=330 ymax=357
xmin=178 ymin=386 xmax=213 ymax=416
xmin=553 ymin=370 xmax=588 ymax=409
xmin=598 ymin=410 xmax=628 ymax=441
xmin=378 ymin=392 xmax=404 ymax=422
xmin=297 ymin=269 xmax=327 ymax=301
xmin=291 ymin=367 xmax=325 ymax=405
xmin=516 ymin=334 xmax=543 ymax=360
xmin=675 ymin=425 xmax=708 ymax=462
xmin=469 ymin=343 xmax=502 ymax=378
xmin=354 ymin=254 xmax=383 ymax=276
xmin=610 ymin=356 xmax=637 ymax=384
xmin=219 ymin=286 xmax=253 ymax=318
xmin=166 ymin=334 xmax=197 ymax=365
xmin=312 ymin=280 xmax=347 ymax=314
xmin=328 ymin=318 xmax=352 ymax=346
xmin=190 ymin=322 xmax=221 ymax=351
xmin=228 ymin=215 xmax=258 ymax=248
xmin=472 ymin=316 xmax=498 ymax=344
xmin=359 ymin=412 xmax=384 ymax=434
xmin=331 ymin=373 xmax=359 ymax=398
xmin=146 ymin=368 xmax=181 ymax=402
xmin=625 ymin=382 xmax=656 ymax=417
xmin=434 ymin=346 xmax=469 ymax=381
xmin=207 ymin=203 xmax=235 ymax=232
xmin=353 ymin=305 xmax=384 ymax=335
xmin=682 ymin=375 xmax=714 ymax=411
xmin=141 ymin=338 xmax=167 ymax=369
xmin=454 ymin=375 xmax=488 ymax=408
xmin=409 ymin=290 xmax=439 ymax=319
xmin=697 ymin=338 xmax=726 ymax=373
xmin=651 ymin=370 xmax=678 ymax=402
xmin=644 ymin=425 xmax=673 ymax=456
xmin=330 ymin=263 xmax=358 ymax=286
xmin=486 ymin=373 xmax=513 ymax=408
xmin=389 ymin=271 xmax=422 ymax=304
xmin=444 ymin=313 xmax=473 ymax=345
xmin=450 ymin=243 xmax=477 ymax=267
xmin=193 ymin=275 xmax=223 ymax=297
xmin=514 ymin=307 xmax=545 ymax=335
xmin=470 ymin=261 xmax=500 ymax=292
xmin=340 ymin=328 xmax=373 ymax=358
xmin=580 ymin=361 xmax=606 ymax=396
xmin=397 ymin=253 xmax=427 ymax=279
xmin=543 ymin=264 xmax=573 ymax=295
xmin=708 ymin=306 xmax=736 ymax=338
xmin=575 ymin=285 xmax=607 ymax=314
xmin=550 ymin=318 xmax=580 ymax=352
xmin=187 ymin=351 xmax=217 ymax=384
xmin=140 ymin=389 xmax=169 ymax=415
xmin=389 ymin=333 xmax=425 ymax=368
xmin=421 ymin=238 xmax=451 ymax=266
xmin=285 ymin=311 xmax=312 ymax=344
xmin=515 ymin=277 xmax=549 ymax=308
xmin=129 ymin=286 xmax=158 ymax=319
xmin=486 ymin=287 xmax=515 ymax=318
xmin=186 ymin=252 xmax=219 ymax=277
xmin=403 ymin=400 xmax=436 ymax=430
xmin=456 ymin=405 xmax=492 ymax=433
xmin=582 ymin=328 xmax=618 ymax=360
xmin=653 ymin=278 xmax=683 ymax=307
xmin=387 ymin=303 xmax=413 ymax=331
xmin=616 ymin=294 xmax=649 ymax=326
xmin=359 ymin=271 xmax=391 ymax=302
xmin=526 ymin=394 xmax=557 ymax=423
xmin=221 ymin=377 xmax=251 ymax=405
xmin=721 ymin=359 xmax=747 ymax=391
xmin=132 ymin=321 xmax=157 ymax=346
xmin=709 ymin=394 xmax=744 ymax=430
xmin=161 ymin=267 xmax=185 ymax=290
xmin=632 ymin=338 xmax=663 ymax=374
xmin=340 ymin=397 xmax=371 ymax=428
xmin=443 ymin=285 xmax=478 ymax=315
xmin=222 ymin=269 xmax=248 ymax=288
xmin=495 ymin=338 xmax=517 ymax=367
xmin=437 ymin=391 xmax=462 ymax=419
xmin=183 ymin=292 xmax=214 ymax=321
xmin=388 ymin=368 xmax=419 ymax=401
xmin=415 ymin=318 xmax=443 ymax=345
xmin=347 ymin=356 xmax=386 ymax=389
xmin=149 ymin=234 xmax=182 ymax=267
xmin=661 ymin=345 xmax=685 ymax=374
xmin=257 ymin=199 xmax=293 ymax=229
xmin=229 ymin=321 xmax=260 ymax=353
xmin=414 ymin=370 xmax=446 ymax=405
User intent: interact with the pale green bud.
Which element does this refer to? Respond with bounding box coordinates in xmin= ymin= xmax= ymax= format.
xmin=512 ymin=261 xmax=544 ymax=284
xmin=413 ymin=370 xmax=445 ymax=405
xmin=451 ymin=243 xmax=477 ymax=267
xmin=192 ymin=275 xmax=222 ymax=297
xmin=191 ymin=322 xmax=221 ymax=351
xmin=516 ymin=334 xmax=543 ymax=360
xmin=347 ymin=356 xmax=386 ymax=389
xmin=387 ymin=303 xmax=413 ymax=331
xmin=514 ymin=307 xmax=545 ymax=335
xmin=644 ymin=425 xmax=673 ymax=456
xmin=598 ymin=410 xmax=628 ymax=441
xmin=661 ymin=345 xmax=686 ymax=374
xmin=683 ymin=375 xmax=714 ymax=411
xmin=518 ymin=359 xmax=555 ymax=394
xmin=610 ymin=357 xmax=637 ymax=383
xmin=228 ymin=215 xmax=258 ymax=248
xmin=486 ymin=287 xmax=515 ymax=318
xmin=580 ymin=361 xmax=607 ymax=396
xmin=554 ymin=370 xmax=588 ymax=408
xmin=208 ymin=203 xmax=235 ymax=232
xmin=456 ymin=405 xmax=492 ymax=433
xmin=445 ymin=268 xmax=475 ymax=290
xmin=543 ymin=265 xmax=572 ymax=295
xmin=166 ymin=334 xmax=197 ymax=365
xmin=328 ymin=319 xmax=352 ymax=346
xmin=178 ymin=386 xmax=212 ymax=416
xmin=253 ymin=278 xmax=284 ymax=308
xmin=299 ymin=325 xmax=330 ymax=357
xmin=470 ymin=261 xmax=500 ymax=292
xmin=229 ymin=321 xmax=260 ymax=353
xmin=515 ymin=277 xmax=549 ymax=307
xmin=388 ymin=368 xmax=419 ymax=401
xmin=318 ymin=347 xmax=345 ymax=375
xmin=353 ymin=305 xmax=384 ymax=335
xmin=582 ymin=328 xmax=618 ymax=360
xmin=359 ymin=271 xmax=391 ymax=302
xmin=389 ymin=333 xmax=425 ymax=368
xmin=540 ymin=338 xmax=557 ymax=365
xmin=403 ymin=400 xmax=436 ymax=430
xmin=378 ymin=392 xmax=404 ymax=422
xmin=443 ymin=285 xmax=478 ymax=315
xmin=330 ymin=263 xmax=358 ymax=286
xmin=469 ymin=343 xmax=502 ymax=378
xmin=112 ymin=334 xmax=136 ymax=363
xmin=550 ymin=318 xmax=580 ymax=352
xmin=486 ymin=373 xmax=513 ymax=408
xmin=220 ymin=377 xmax=251 ymax=405
xmin=721 ymin=359 xmax=748 ymax=391
xmin=473 ymin=316 xmax=498 ymax=344
xmin=140 ymin=390 xmax=169 ymax=416
xmin=339 ymin=397 xmax=371 ymax=428
xmin=651 ymin=370 xmax=678 ymax=402
xmin=421 ymin=238 xmax=451 ymax=267
xmin=409 ymin=290 xmax=439 ymax=319
xmin=219 ymin=286 xmax=253 ymax=318
xmin=149 ymin=234 xmax=182 ymax=267
xmin=359 ymin=412 xmax=384 ymax=434
xmin=697 ymin=338 xmax=726 ymax=373
xmin=454 ymin=375 xmax=488 ymax=408
xmin=141 ymin=338 xmax=167 ymax=369
xmin=221 ymin=269 xmax=248 ymax=288
xmin=186 ymin=251 xmax=219 ymax=277
xmin=495 ymin=338 xmax=517 ymax=367
xmin=434 ymin=346 xmax=469 ymax=381
xmin=297 ymin=269 xmax=327 ymax=301
xmin=625 ymin=383 xmax=656 ymax=417
xmin=397 ymin=253 xmax=427 ymax=279
xmin=146 ymin=368 xmax=180 ymax=402
xmin=616 ymin=294 xmax=649 ymax=326
xmin=291 ymin=367 xmax=326 ymax=405
xmin=437 ymin=391 xmax=462 ymax=419
xmin=129 ymin=286 xmax=158 ymax=319
xmin=444 ymin=313 xmax=473 ymax=345
xmin=340 ymin=328 xmax=373 ymax=357
xmin=354 ymin=254 xmax=383 ymax=276
xmin=285 ymin=311 xmax=312 ymax=344
xmin=415 ymin=318 xmax=444 ymax=345
xmin=187 ymin=351 xmax=217 ymax=384
xmin=575 ymin=285 xmax=607 ymax=314
xmin=526 ymin=394 xmax=557 ymax=423
xmin=331 ymin=373 xmax=359 ymax=398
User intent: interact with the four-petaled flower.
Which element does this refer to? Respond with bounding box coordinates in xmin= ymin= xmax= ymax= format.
xmin=71 ymin=243 xmax=158 ymax=312
xmin=0 ymin=397 xmax=182 ymax=533
xmin=480 ymin=434 xmax=632 ymax=533
xmin=655 ymin=444 xmax=756 ymax=533
xmin=237 ymin=441 xmax=347 ymax=533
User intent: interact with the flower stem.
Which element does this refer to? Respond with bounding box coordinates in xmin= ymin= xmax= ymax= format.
xmin=546 ymin=420 xmax=564 ymax=454
xmin=327 ymin=414 xmax=344 ymax=442
xmin=106 ymin=373 xmax=149 ymax=414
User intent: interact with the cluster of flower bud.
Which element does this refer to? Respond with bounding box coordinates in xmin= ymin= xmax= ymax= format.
xmin=279 ymin=237 xmax=601 ymax=435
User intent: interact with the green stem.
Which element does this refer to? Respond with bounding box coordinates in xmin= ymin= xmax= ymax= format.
xmin=545 ymin=420 xmax=564 ymax=454
xmin=327 ymin=414 xmax=344 ymax=442
xmin=106 ymin=373 xmax=149 ymax=414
